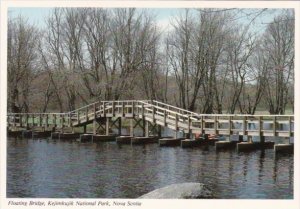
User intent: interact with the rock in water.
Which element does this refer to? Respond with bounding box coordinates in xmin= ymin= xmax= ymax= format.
xmin=138 ymin=183 xmax=214 ymax=199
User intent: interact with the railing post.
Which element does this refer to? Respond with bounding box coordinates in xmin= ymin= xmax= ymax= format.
xmin=86 ymin=107 xmax=88 ymax=122
xmin=69 ymin=113 xmax=71 ymax=127
xmin=92 ymin=103 xmax=97 ymax=135
xmin=20 ymin=115 xmax=23 ymax=127
xmin=163 ymin=109 xmax=167 ymax=126
xmin=201 ymin=116 xmax=204 ymax=134
xmin=273 ymin=116 xmax=276 ymax=137
xmin=259 ymin=116 xmax=265 ymax=143
xmin=13 ymin=114 xmax=16 ymax=127
xmin=32 ymin=114 xmax=35 ymax=127
xmin=214 ymin=116 xmax=218 ymax=135
xmin=39 ymin=114 xmax=42 ymax=127
xmin=98 ymin=100 xmax=101 ymax=114
xmin=228 ymin=116 xmax=232 ymax=135
xmin=152 ymin=106 xmax=155 ymax=123
xmin=289 ymin=116 xmax=292 ymax=138
xmin=112 ymin=101 xmax=115 ymax=116
xmin=61 ymin=114 xmax=64 ymax=130
xmin=132 ymin=102 xmax=135 ymax=116
xmin=31 ymin=114 xmax=33 ymax=128
xmin=122 ymin=102 xmax=125 ymax=116
xmin=243 ymin=116 xmax=247 ymax=136
xmin=45 ymin=114 xmax=48 ymax=128
xmin=258 ymin=116 xmax=262 ymax=137
xmin=187 ymin=116 xmax=191 ymax=139
xmin=53 ymin=114 xmax=56 ymax=128
xmin=77 ymin=111 xmax=80 ymax=124
xmin=42 ymin=115 xmax=46 ymax=131
xmin=140 ymin=103 xmax=145 ymax=137
xmin=141 ymin=103 xmax=144 ymax=116
xmin=103 ymin=101 xmax=106 ymax=117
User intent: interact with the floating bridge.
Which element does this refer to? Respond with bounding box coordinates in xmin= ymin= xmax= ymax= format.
xmin=7 ymin=100 xmax=294 ymax=153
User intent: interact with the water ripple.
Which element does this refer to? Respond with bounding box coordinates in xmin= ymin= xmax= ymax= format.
xmin=7 ymin=138 xmax=293 ymax=199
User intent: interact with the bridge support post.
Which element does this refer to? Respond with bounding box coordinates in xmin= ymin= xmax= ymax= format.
xmin=157 ymin=125 xmax=162 ymax=138
xmin=185 ymin=132 xmax=190 ymax=139
xmin=106 ymin=118 xmax=110 ymax=135
xmin=93 ymin=119 xmax=96 ymax=135
xmin=173 ymin=114 xmax=178 ymax=138
xmin=25 ymin=114 xmax=29 ymax=130
xmin=19 ymin=115 xmax=23 ymax=128
xmin=187 ymin=116 xmax=191 ymax=139
xmin=145 ymin=121 xmax=149 ymax=137
xmin=83 ymin=125 xmax=87 ymax=134
xmin=260 ymin=136 xmax=265 ymax=144
xmin=142 ymin=118 xmax=146 ymax=137
xmin=61 ymin=115 xmax=64 ymax=133
xmin=248 ymin=135 xmax=253 ymax=143
xmin=118 ymin=117 xmax=122 ymax=136
xmin=45 ymin=115 xmax=48 ymax=130
xmin=53 ymin=114 xmax=56 ymax=131
xmin=130 ymin=118 xmax=134 ymax=137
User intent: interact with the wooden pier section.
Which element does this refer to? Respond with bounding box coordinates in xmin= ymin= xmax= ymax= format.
xmin=7 ymin=100 xmax=294 ymax=153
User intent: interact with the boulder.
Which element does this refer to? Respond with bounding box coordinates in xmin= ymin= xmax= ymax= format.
xmin=138 ymin=183 xmax=214 ymax=199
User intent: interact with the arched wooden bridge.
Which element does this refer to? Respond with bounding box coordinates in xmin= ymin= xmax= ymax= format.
xmin=7 ymin=100 xmax=294 ymax=153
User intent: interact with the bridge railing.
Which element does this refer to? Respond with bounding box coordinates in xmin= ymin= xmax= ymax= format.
xmin=138 ymin=100 xmax=294 ymax=137
xmin=6 ymin=100 xmax=294 ymax=138
xmin=187 ymin=115 xmax=294 ymax=137
xmin=7 ymin=113 xmax=70 ymax=128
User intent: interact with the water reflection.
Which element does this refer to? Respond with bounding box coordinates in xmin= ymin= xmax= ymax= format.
xmin=258 ymin=151 xmax=265 ymax=185
xmin=7 ymin=138 xmax=293 ymax=199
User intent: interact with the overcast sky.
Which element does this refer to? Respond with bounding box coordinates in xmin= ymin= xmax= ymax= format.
xmin=8 ymin=7 xmax=287 ymax=34
xmin=8 ymin=8 xmax=178 ymax=27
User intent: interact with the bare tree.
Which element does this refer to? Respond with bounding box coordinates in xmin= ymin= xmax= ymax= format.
xmin=166 ymin=9 xmax=232 ymax=113
xmin=167 ymin=9 xmax=193 ymax=109
xmin=109 ymin=9 xmax=160 ymax=100
xmin=225 ymin=26 xmax=256 ymax=113
xmin=195 ymin=9 xmax=230 ymax=114
xmin=8 ymin=8 xmax=294 ymax=116
xmin=262 ymin=10 xmax=294 ymax=114
xmin=42 ymin=9 xmax=66 ymax=112
xmin=238 ymin=44 xmax=268 ymax=114
xmin=38 ymin=40 xmax=61 ymax=112
xmin=81 ymin=8 xmax=110 ymax=100
xmin=44 ymin=8 xmax=86 ymax=111
xmin=138 ymin=14 xmax=162 ymax=100
xmin=7 ymin=16 xmax=40 ymax=113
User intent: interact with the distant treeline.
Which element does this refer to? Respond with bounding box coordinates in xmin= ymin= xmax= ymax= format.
xmin=7 ymin=8 xmax=294 ymax=114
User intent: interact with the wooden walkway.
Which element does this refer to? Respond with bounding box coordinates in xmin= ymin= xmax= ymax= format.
xmin=7 ymin=100 xmax=294 ymax=138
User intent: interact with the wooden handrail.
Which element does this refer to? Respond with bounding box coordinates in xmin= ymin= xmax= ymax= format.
xmin=7 ymin=100 xmax=294 ymax=138
xmin=7 ymin=99 xmax=294 ymax=117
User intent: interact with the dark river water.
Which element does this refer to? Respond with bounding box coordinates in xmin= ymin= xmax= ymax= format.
xmin=7 ymin=135 xmax=293 ymax=199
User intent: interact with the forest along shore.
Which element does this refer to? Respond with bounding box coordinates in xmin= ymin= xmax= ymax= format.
xmin=7 ymin=8 xmax=294 ymax=116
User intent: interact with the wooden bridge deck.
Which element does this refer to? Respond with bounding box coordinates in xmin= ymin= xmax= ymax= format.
xmin=7 ymin=100 xmax=294 ymax=138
